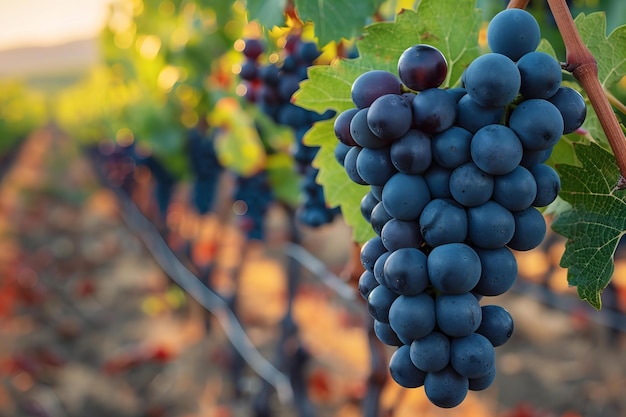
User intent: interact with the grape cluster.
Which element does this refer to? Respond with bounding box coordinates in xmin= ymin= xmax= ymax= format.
xmin=187 ymin=125 xmax=223 ymax=215
xmin=240 ymin=36 xmax=337 ymax=227
xmin=233 ymin=171 xmax=274 ymax=241
xmin=336 ymin=8 xmax=586 ymax=408
xmin=99 ymin=141 xmax=175 ymax=220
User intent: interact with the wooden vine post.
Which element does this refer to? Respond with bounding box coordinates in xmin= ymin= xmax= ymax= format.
xmin=509 ymin=0 xmax=626 ymax=189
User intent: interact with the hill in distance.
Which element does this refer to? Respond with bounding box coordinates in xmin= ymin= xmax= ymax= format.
xmin=0 ymin=38 xmax=100 ymax=91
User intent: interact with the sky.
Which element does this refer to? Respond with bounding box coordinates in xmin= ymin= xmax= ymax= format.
xmin=0 ymin=0 xmax=112 ymax=50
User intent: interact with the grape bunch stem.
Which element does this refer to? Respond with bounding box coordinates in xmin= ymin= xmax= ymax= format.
xmin=508 ymin=0 xmax=626 ymax=190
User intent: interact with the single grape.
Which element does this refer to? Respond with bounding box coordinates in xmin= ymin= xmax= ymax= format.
xmin=351 ymin=70 xmax=403 ymax=108
xmin=547 ymin=86 xmax=587 ymax=134
xmin=509 ymin=99 xmax=564 ymax=151
xmin=360 ymin=236 xmax=387 ymax=272
xmin=358 ymin=270 xmax=378 ymax=300
xmin=472 ymin=246 xmax=518 ymax=296
xmin=367 ymin=94 xmax=414 ymax=141
xmin=350 ymin=108 xmax=387 ymax=149
xmin=360 ymin=191 xmax=379 ymax=223
xmin=419 ymin=198 xmax=468 ymax=246
xmin=382 ymin=173 xmax=432 ymax=220
xmin=449 ymin=162 xmax=494 ymax=207
xmin=389 ymin=345 xmax=427 ymax=388
xmin=411 ymin=88 xmax=458 ymax=133
xmin=471 ymin=124 xmax=523 ymax=175
xmin=477 ymin=305 xmax=514 ymax=347
xmin=507 ymin=207 xmax=546 ymax=251
xmin=373 ymin=251 xmax=391 ymax=287
xmin=397 ymin=44 xmax=448 ymax=91
xmin=487 ymin=8 xmax=541 ymax=61
xmin=239 ymin=60 xmax=259 ymax=81
xmin=334 ymin=142 xmax=351 ymax=166
xmin=424 ymin=163 xmax=453 ymax=199
xmin=464 ymin=53 xmax=521 ymax=107
xmin=356 ymin=146 xmax=397 ymax=186
xmin=389 ymin=293 xmax=436 ymax=341
xmin=520 ymin=147 xmax=552 ymax=168
xmin=432 ymin=126 xmax=472 ymax=169
xmin=242 ymin=38 xmax=264 ymax=60
xmin=281 ymin=54 xmax=299 ymax=74
xmin=334 ymin=108 xmax=359 ymax=146
xmin=389 ymin=129 xmax=433 ymax=174
xmin=380 ymin=219 xmax=423 ymax=251
xmin=469 ymin=365 xmax=496 ymax=391
xmin=367 ymin=284 xmax=399 ymax=323
xmin=492 ymin=165 xmax=537 ymax=211
xmin=456 ymin=94 xmax=504 ymax=134
xmin=450 ymin=333 xmax=495 ymax=379
xmin=517 ymin=51 xmax=562 ymax=99
xmin=436 ymin=293 xmax=482 ymax=337
xmin=467 ymin=201 xmax=515 ymax=249
xmin=424 ymin=366 xmax=469 ymax=408
xmin=428 ymin=243 xmax=482 ymax=294
xmin=374 ymin=320 xmax=403 ymax=346
xmin=296 ymin=41 xmax=320 ymax=64
xmin=370 ymin=202 xmax=393 ymax=236
xmin=410 ymin=331 xmax=450 ymax=372
xmin=383 ymin=247 xmax=429 ymax=295
xmin=342 ymin=146 xmax=368 ymax=185
xmin=370 ymin=184 xmax=384 ymax=201
xmin=530 ymin=163 xmax=561 ymax=207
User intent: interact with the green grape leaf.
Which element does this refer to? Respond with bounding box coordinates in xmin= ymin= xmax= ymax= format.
xmin=305 ymin=120 xmax=373 ymax=243
xmin=575 ymin=12 xmax=626 ymax=91
xmin=266 ymin=153 xmax=301 ymax=207
xmin=552 ymin=143 xmax=626 ymax=310
xmin=295 ymin=0 xmax=385 ymax=46
xmin=573 ymin=12 xmax=626 ymax=146
xmin=295 ymin=0 xmax=481 ymax=242
xmin=211 ymin=100 xmax=267 ymax=177
xmin=246 ymin=0 xmax=287 ymax=29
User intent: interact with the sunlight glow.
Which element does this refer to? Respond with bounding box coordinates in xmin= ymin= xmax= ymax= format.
xmin=158 ymin=66 xmax=180 ymax=91
xmin=0 ymin=0 xmax=113 ymax=50
xmin=137 ymin=34 xmax=162 ymax=60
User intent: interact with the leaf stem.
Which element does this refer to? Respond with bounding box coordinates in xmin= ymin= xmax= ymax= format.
xmin=546 ymin=0 xmax=626 ymax=189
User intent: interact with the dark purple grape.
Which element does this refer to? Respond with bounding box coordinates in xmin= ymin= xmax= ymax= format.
xmin=334 ymin=108 xmax=359 ymax=146
xmin=487 ymin=8 xmax=541 ymax=62
xmin=240 ymin=60 xmax=259 ymax=81
xmin=351 ymin=70 xmax=402 ymax=109
xmin=547 ymin=86 xmax=587 ymax=134
xmin=397 ymin=44 xmax=448 ymax=91
xmin=367 ymin=94 xmax=413 ymax=141
xmin=242 ymin=38 xmax=264 ymax=60
xmin=411 ymin=88 xmax=458 ymax=133
xmin=297 ymin=41 xmax=320 ymax=64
